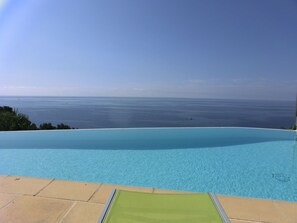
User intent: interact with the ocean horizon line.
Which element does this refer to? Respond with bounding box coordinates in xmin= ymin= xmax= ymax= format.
xmin=0 ymin=95 xmax=294 ymax=102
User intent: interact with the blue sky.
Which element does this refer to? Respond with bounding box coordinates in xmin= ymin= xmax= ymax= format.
xmin=0 ymin=0 xmax=296 ymax=100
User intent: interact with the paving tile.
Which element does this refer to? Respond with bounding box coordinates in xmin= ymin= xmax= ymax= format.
xmin=217 ymin=195 xmax=287 ymax=223
xmin=0 ymin=193 xmax=18 ymax=209
xmin=89 ymin=183 xmax=153 ymax=204
xmin=61 ymin=201 xmax=104 ymax=223
xmin=0 ymin=196 xmax=73 ymax=223
xmin=37 ymin=179 xmax=101 ymax=201
xmin=0 ymin=176 xmax=53 ymax=195
xmin=230 ymin=219 xmax=263 ymax=223
xmin=273 ymin=200 xmax=297 ymax=223
xmin=0 ymin=175 xmax=8 ymax=182
xmin=153 ymin=188 xmax=192 ymax=194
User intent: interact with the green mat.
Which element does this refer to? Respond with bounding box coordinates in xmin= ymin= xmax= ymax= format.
xmin=99 ymin=189 xmax=229 ymax=223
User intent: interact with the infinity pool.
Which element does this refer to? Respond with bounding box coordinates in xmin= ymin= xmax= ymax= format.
xmin=0 ymin=127 xmax=296 ymax=201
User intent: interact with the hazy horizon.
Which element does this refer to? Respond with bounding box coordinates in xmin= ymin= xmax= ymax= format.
xmin=0 ymin=95 xmax=295 ymax=102
xmin=1 ymin=0 xmax=296 ymax=100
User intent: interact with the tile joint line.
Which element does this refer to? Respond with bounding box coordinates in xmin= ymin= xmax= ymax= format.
xmin=58 ymin=201 xmax=77 ymax=223
xmin=0 ymin=195 xmax=18 ymax=210
xmin=87 ymin=183 xmax=103 ymax=202
xmin=34 ymin=178 xmax=55 ymax=196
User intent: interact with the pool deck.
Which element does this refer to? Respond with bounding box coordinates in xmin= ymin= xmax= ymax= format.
xmin=0 ymin=175 xmax=296 ymax=223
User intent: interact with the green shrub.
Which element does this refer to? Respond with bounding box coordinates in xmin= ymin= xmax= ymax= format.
xmin=0 ymin=106 xmax=73 ymax=131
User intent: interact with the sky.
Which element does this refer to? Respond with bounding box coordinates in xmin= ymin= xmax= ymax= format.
xmin=0 ymin=0 xmax=296 ymax=100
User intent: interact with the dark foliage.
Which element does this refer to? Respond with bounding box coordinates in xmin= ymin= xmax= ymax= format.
xmin=57 ymin=123 xmax=71 ymax=129
xmin=39 ymin=122 xmax=56 ymax=130
xmin=39 ymin=122 xmax=72 ymax=130
xmin=0 ymin=106 xmax=73 ymax=131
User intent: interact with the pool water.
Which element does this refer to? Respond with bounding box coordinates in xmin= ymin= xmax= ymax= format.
xmin=0 ymin=127 xmax=296 ymax=201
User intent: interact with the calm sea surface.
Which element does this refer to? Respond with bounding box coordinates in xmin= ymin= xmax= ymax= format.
xmin=0 ymin=96 xmax=295 ymax=129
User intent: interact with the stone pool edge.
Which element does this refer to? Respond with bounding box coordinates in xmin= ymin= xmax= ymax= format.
xmin=0 ymin=175 xmax=296 ymax=223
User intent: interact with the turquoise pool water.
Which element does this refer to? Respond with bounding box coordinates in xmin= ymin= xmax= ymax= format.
xmin=0 ymin=127 xmax=296 ymax=201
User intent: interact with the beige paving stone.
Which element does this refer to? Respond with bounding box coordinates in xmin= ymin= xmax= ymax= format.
xmin=0 ymin=196 xmax=73 ymax=223
xmin=0 ymin=176 xmax=53 ymax=195
xmin=0 ymin=175 xmax=8 ymax=182
xmin=153 ymin=188 xmax=192 ymax=194
xmin=89 ymin=183 xmax=153 ymax=204
xmin=230 ymin=219 xmax=263 ymax=223
xmin=61 ymin=201 xmax=104 ymax=223
xmin=217 ymin=195 xmax=288 ymax=223
xmin=0 ymin=193 xmax=18 ymax=209
xmin=37 ymin=179 xmax=101 ymax=201
xmin=273 ymin=200 xmax=297 ymax=223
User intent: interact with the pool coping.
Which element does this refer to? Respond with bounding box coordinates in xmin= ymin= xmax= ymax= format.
xmin=0 ymin=175 xmax=296 ymax=223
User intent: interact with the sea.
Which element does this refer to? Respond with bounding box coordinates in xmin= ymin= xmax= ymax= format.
xmin=0 ymin=96 xmax=295 ymax=129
